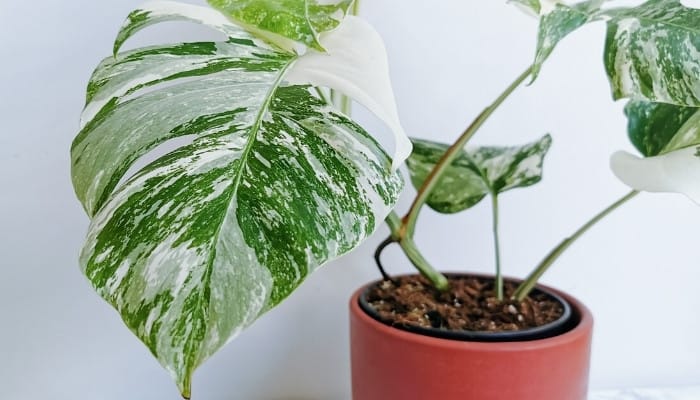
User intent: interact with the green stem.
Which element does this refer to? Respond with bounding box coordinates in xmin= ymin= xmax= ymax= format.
xmin=491 ymin=194 xmax=503 ymax=301
xmin=399 ymin=236 xmax=449 ymax=291
xmin=329 ymin=0 xmax=360 ymax=116
xmin=513 ymin=190 xmax=639 ymax=301
xmin=314 ymin=87 xmax=331 ymax=105
xmin=385 ymin=211 xmax=402 ymax=240
xmin=401 ymin=66 xmax=533 ymax=238
xmin=378 ymin=212 xmax=449 ymax=290
xmin=330 ymin=89 xmax=340 ymax=109
xmin=340 ymin=95 xmax=352 ymax=116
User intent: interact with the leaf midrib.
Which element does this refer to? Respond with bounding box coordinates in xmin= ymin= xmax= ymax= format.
xmin=194 ymin=56 xmax=298 ymax=368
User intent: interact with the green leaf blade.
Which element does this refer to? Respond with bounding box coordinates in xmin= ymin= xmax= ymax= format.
xmin=207 ymin=0 xmax=353 ymax=51
xmin=78 ymin=85 xmax=402 ymax=396
xmin=532 ymin=2 xmax=599 ymax=80
xmin=624 ymin=99 xmax=699 ymax=156
xmin=406 ymin=134 xmax=553 ymax=214
xmin=72 ymin=2 xmax=402 ymax=396
xmin=528 ymin=1 xmax=603 ymax=81
xmin=604 ymin=0 xmax=700 ymax=106
xmin=612 ymin=99 xmax=700 ymax=205
xmin=407 ymin=139 xmax=488 ymax=214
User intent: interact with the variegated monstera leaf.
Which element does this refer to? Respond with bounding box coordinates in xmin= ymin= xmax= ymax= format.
xmin=608 ymin=2 xmax=700 ymax=203
xmin=511 ymin=0 xmax=605 ymax=81
xmin=611 ymin=100 xmax=700 ymax=203
xmin=71 ymin=1 xmax=407 ymax=397
xmin=207 ymin=0 xmax=354 ymax=52
xmin=406 ymin=134 xmax=552 ymax=213
xmin=513 ymin=0 xmax=700 ymax=99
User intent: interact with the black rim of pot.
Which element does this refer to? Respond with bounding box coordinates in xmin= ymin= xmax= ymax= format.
xmin=358 ymin=273 xmax=577 ymax=342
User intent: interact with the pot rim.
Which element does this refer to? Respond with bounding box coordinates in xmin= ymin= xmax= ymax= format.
xmin=351 ymin=272 xmax=594 ymax=349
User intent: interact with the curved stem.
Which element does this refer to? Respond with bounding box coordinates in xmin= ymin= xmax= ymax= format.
xmin=385 ymin=211 xmax=402 ymax=240
xmin=399 ymin=236 xmax=449 ymax=291
xmin=513 ymin=190 xmax=639 ymax=301
xmin=374 ymin=236 xmax=395 ymax=282
xmin=401 ymin=66 xmax=533 ymax=238
xmin=377 ymin=212 xmax=449 ymax=290
xmin=491 ymin=194 xmax=503 ymax=301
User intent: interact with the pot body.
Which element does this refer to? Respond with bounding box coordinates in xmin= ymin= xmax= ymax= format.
xmin=349 ymin=277 xmax=593 ymax=400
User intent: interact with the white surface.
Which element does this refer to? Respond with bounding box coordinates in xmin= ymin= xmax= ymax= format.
xmin=591 ymin=386 xmax=700 ymax=400
xmin=1 ymin=1 xmax=699 ymax=399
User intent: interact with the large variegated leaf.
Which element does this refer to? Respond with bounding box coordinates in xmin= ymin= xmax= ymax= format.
xmin=207 ymin=0 xmax=353 ymax=52
xmin=71 ymin=2 xmax=403 ymax=398
xmin=612 ymin=99 xmax=700 ymax=203
xmin=407 ymin=134 xmax=552 ymax=214
xmin=604 ymin=0 xmax=700 ymax=106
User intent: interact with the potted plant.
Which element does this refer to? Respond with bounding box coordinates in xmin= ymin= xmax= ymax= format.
xmin=350 ymin=0 xmax=700 ymax=398
xmin=71 ymin=0 xmax=700 ymax=399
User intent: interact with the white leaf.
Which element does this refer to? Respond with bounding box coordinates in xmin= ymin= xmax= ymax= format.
xmin=610 ymin=148 xmax=700 ymax=203
xmin=285 ymin=15 xmax=411 ymax=171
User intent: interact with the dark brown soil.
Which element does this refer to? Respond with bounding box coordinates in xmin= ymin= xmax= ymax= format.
xmin=365 ymin=275 xmax=564 ymax=332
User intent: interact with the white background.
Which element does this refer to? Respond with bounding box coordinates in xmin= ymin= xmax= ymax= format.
xmin=1 ymin=0 xmax=699 ymax=399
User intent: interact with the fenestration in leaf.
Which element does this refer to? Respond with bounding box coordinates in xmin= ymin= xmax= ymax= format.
xmin=604 ymin=0 xmax=700 ymax=106
xmin=207 ymin=0 xmax=353 ymax=52
xmin=71 ymin=2 xmax=402 ymax=398
xmin=407 ymin=134 xmax=552 ymax=214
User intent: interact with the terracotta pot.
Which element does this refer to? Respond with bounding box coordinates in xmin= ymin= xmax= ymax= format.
xmin=349 ymin=274 xmax=593 ymax=400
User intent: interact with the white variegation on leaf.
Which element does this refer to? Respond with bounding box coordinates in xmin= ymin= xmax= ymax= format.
xmin=407 ymin=134 xmax=552 ymax=214
xmin=529 ymin=0 xmax=604 ymax=80
xmin=207 ymin=0 xmax=353 ymax=52
xmin=604 ymin=0 xmax=700 ymax=106
xmin=612 ymin=99 xmax=700 ymax=204
xmin=286 ymin=16 xmax=411 ymax=170
xmin=72 ymin=2 xmax=404 ymax=398
xmin=510 ymin=0 xmax=564 ymax=17
xmin=611 ymin=148 xmax=700 ymax=203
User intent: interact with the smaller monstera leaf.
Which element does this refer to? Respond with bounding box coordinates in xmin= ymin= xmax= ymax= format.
xmin=612 ymin=100 xmax=700 ymax=203
xmin=207 ymin=0 xmax=353 ymax=52
xmin=407 ymin=134 xmax=552 ymax=214
xmin=509 ymin=0 xmax=544 ymax=16
xmin=531 ymin=0 xmax=604 ymax=80
xmin=604 ymin=0 xmax=700 ymax=106
xmin=72 ymin=2 xmax=405 ymax=398
xmin=510 ymin=0 xmax=604 ymax=81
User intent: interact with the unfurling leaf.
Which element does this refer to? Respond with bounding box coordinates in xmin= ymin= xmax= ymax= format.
xmin=407 ymin=134 xmax=552 ymax=214
xmin=604 ymin=0 xmax=700 ymax=106
xmin=207 ymin=0 xmax=353 ymax=52
xmin=72 ymin=2 xmax=403 ymax=397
